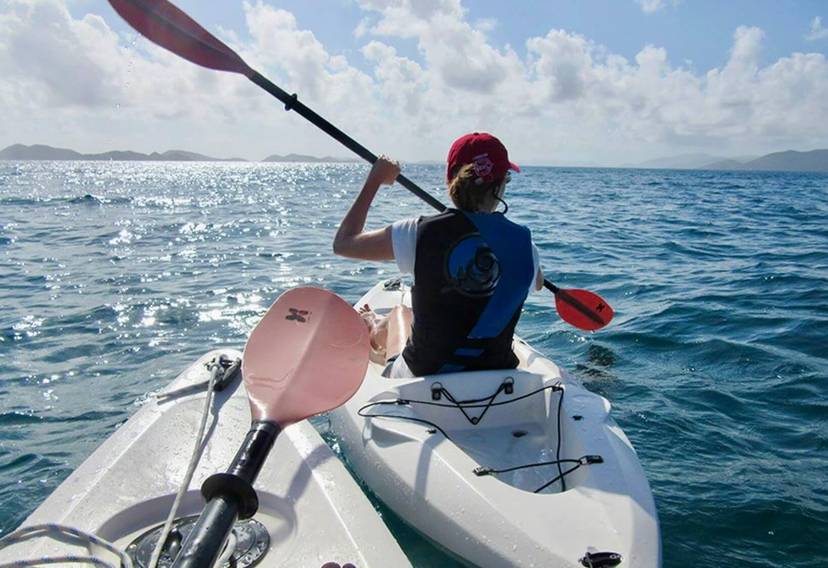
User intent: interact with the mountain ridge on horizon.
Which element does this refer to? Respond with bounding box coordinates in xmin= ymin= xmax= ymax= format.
xmin=628 ymin=149 xmax=828 ymax=172
xmin=0 ymin=144 xmax=250 ymax=163
xmin=1 ymin=143 xmax=826 ymax=172
xmin=0 ymin=144 xmax=357 ymax=164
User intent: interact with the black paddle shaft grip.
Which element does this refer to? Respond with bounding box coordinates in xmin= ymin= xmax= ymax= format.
xmin=172 ymin=421 xmax=281 ymax=568
xmin=543 ymin=279 xmax=560 ymax=293
xmin=226 ymin=420 xmax=281 ymax=485
xmin=248 ymin=71 xmax=446 ymax=212
xmin=171 ymin=494 xmax=239 ymax=568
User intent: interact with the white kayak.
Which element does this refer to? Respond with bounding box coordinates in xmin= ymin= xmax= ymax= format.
xmin=330 ymin=280 xmax=661 ymax=568
xmin=0 ymin=349 xmax=411 ymax=568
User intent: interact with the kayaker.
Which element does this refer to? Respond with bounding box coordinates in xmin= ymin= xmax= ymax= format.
xmin=333 ymin=133 xmax=543 ymax=377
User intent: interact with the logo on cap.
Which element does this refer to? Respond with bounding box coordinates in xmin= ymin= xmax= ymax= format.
xmin=472 ymin=153 xmax=494 ymax=179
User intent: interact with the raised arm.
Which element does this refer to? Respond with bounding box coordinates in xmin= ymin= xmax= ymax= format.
xmin=333 ymin=157 xmax=400 ymax=260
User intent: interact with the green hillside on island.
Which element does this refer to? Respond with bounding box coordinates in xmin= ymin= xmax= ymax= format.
xmin=630 ymin=149 xmax=827 ymax=171
xmin=702 ymin=150 xmax=828 ymax=172
xmin=0 ymin=144 xmax=354 ymax=164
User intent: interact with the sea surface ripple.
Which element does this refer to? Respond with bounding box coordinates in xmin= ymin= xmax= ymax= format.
xmin=0 ymin=161 xmax=826 ymax=567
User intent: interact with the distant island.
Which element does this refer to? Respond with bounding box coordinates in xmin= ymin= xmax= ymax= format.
xmin=0 ymin=144 xmax=355 ymax=164
xmin=629 ymin=149 xmax=828 ymax=172
xmin=0 ymin=144 xmax=247 ymax=162
xmin=701 ymin=150 xmax=828 ymax=172
xmin=263 ymin=152 xmax=355 ymax=163
xmin=2 ymin=143 xmax=826 ymax=172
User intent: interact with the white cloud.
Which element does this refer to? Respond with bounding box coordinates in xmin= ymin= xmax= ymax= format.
xmin=0 ymin=0 xmax=382 ymax=159
xmin=356 ymin=0 xmax=522 ymax=94
xmin=635 ymin=0 xmax=682 ymax=14
xmin=1 ymin=0 xmax=827 ymax=164
xmin=361 ymin=41 xmax=426 ymax=116
xmin=0 ymin=0 xmax=264 ymax=144
xmin=806 ymin=16 xmax=828 ymax=41
xmin=354 ymin=8 xmax=828 ymax=161
xmin=527 ymin=30 xmax=595 ymax=102
xmin=0 ymin=0 xmax=123 ymax=109
xmin=636 ymin=0 xmax=665 ymax=13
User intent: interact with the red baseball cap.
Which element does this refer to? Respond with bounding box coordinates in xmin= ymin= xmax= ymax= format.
xmin=446 ymin=132 xmax=520 ymax=183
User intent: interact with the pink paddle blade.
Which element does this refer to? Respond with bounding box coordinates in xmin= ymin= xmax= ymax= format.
xmin=554 ymin=288 xmax=614 ymax=332
xmin=109 ymin=0 xmax=253 ymax=76
xmin=242 ymin=287 xmax=369 ymax=426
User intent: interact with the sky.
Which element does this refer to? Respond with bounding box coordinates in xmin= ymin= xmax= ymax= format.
xmin=1 ymin=0 xmax=827 ymax=165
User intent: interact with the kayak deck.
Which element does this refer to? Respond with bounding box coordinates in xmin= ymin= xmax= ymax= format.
xmin=366 ymin=368 xmax=577 ymax=494
xmin=0 ymin=349 xmax=410 ymax=567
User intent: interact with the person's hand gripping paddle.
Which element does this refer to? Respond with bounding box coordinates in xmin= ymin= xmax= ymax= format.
xmin=108 ymin=0 xmax=614 ymax=332
xmin=171 ymin=287 xmax=369 ymax=568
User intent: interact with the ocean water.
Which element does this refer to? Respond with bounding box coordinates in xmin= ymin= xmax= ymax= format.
xmin=0 ymin=160 xmax=826 ymax=567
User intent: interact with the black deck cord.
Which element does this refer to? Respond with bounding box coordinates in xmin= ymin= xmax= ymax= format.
xmin=474 ymin=454 xmax=603 ymax=476
xmin=357 ymin=381 xmax=602 ymax=493
xmin=358 ymin=404 xmax=450 ymax=439
xmin=356 ymin=380 xmax=560 ymax=440
xmin=556 ymin=383 xmax=566 ymax=491
xmin=475 ymin=454 xmax=604 ymax=494
xmin=357 ymin=382 xmax=563 ymax=428
xmin=435 ymin=380 xmax=510 ymax=425
xmin=536 ymin=463 xmax=580 ymax=494
xmin=474 ymin=384 xmax=573 ymax=493
xmin=436 ymin=380 xmax=565 ymax=490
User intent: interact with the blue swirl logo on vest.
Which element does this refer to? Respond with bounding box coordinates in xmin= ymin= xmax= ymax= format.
xmin=445 ymin=234 xmax=501 ymax=296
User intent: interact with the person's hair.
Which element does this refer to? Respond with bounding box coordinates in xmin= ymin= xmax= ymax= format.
xmin=447 ymin=164 xmax=504 ymax=212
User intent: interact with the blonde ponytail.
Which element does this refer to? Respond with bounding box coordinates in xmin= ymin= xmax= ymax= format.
xmin=447 ymin=164 xmax=503 ymax=212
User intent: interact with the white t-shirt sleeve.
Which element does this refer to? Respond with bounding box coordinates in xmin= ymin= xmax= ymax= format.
xmin=530 ymin=242 xmax=543 ymax=293
xmin=391 ymin=217 xmax=419 ymax=274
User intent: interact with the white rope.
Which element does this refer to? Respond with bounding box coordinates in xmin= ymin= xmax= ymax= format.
xmin=0 ymin=523 xmax=132 ymax=568
xmin=0 ymin=357 xmax=234 ymax=568
xmin=0 ymin=557 xmax=111 ymax=567
xmin=148 ymin=360 xmax=222 ymax=568
xmin=215 ymin=531 xmax=238 ymax=567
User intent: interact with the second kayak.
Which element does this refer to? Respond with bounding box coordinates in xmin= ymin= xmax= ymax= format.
xmin=330 ymin=279 xmax=661 ymax=568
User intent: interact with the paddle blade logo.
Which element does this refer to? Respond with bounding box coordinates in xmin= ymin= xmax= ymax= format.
xmin=285 ymin=307 xmax=310 ymax=323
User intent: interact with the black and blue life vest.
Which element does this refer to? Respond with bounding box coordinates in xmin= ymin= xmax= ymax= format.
xmin=401 ymin=209 xmax=534 ymax=376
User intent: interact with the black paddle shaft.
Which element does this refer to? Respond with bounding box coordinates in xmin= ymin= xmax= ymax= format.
xmin=248 ymin=72 xmax=572 ymax=308
xmin=248 ymin=71 xmax=447 ymax=212
xmin=172 ymin=421 xmax=281 ymax=568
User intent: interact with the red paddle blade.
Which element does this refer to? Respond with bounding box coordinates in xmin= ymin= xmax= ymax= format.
xmin=554 ymin=288 xmax=614 ymax=332
xmin=108 ymin=0 xmax=253 ymax=76
xmin=242 ymin=287 xmax=369 ymax=426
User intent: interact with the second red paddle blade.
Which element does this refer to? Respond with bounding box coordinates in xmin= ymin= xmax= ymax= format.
xmin=109 ymin=0 xmax=252 ymax=76
xmin=554 ymin=288 xmax=614 ymax=332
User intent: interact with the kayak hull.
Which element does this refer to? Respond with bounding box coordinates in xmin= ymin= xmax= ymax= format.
xmin=330 ymin=280 xmax=661 ymax=568
xmin=0 ymin=349 xmax=411 ymax=567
